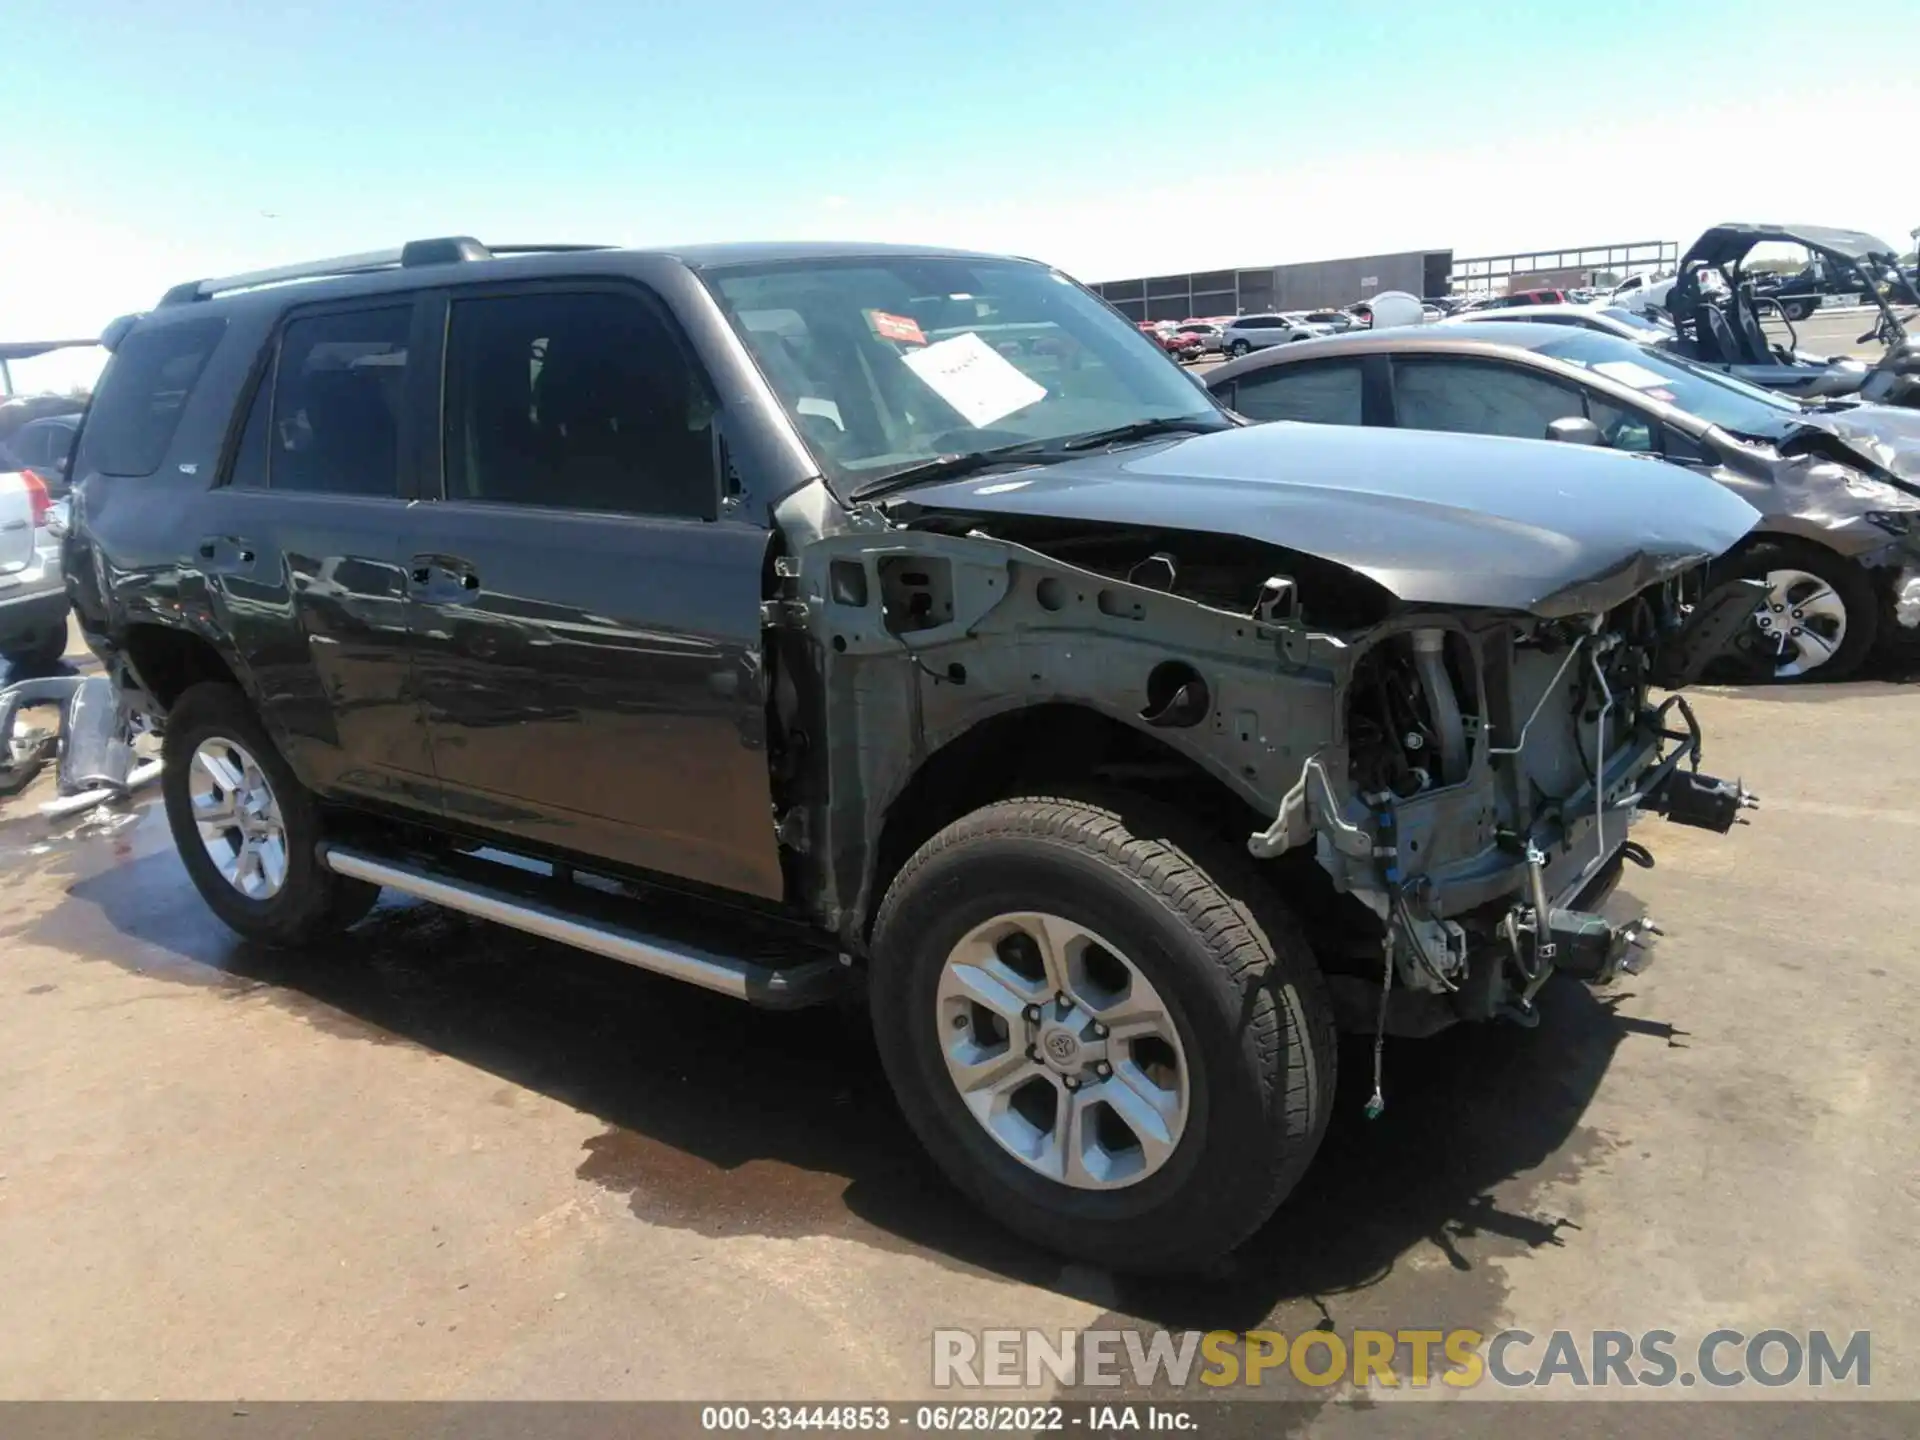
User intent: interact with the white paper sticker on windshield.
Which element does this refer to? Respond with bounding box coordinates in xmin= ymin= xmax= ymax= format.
xmin=796 ymin=397 xmax=845 ymax=430
xmin=1592 ymin=359 xmax=1674 ymax=392
xmin=899 ymin=331 xmax=1048 ymax=428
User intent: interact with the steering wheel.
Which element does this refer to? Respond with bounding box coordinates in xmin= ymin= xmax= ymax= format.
xmin=1857 ymin=312 xmax=1907 ymax=348
xmin=1751 ymin=295 xmax=1798 ymax=352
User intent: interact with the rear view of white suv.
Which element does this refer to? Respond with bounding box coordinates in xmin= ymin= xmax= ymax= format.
xmin=0 ymin=439 xmax=69 ymax=670
xmin=1220 ymin=313 xmax=1327 ymax=356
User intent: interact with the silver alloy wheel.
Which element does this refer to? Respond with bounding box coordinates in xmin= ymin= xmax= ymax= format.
xmin=188 ymin=737 xmax=289 ymax=900
xmin=935 ymin=912 xmax=1190 ymax=1191
xmin=1750 ymin=568 xmax=1848 ymax=678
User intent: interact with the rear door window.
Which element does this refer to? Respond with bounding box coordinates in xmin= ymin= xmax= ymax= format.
xmin=76 ymin=317 xmax=226 ymax=476
xmin=267 ymin=307 xmax=413 ymax=495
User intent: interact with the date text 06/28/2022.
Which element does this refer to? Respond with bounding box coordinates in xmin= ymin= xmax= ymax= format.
xmin=701 ymin=1405 xmax=1192 ymax=1432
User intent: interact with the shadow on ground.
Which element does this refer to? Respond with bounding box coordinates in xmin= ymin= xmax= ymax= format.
xmin=23 ymin=810 xmax=1666 ymax=1361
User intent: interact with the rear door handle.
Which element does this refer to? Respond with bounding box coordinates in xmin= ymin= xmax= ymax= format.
xmin=197 ymin=535 xmax=256 ymax=568
xmin=409 ymin=554 xmax=481 ymax=600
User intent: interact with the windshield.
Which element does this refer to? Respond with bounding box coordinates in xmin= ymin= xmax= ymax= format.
xmin=703 ymin=255 xmax=1222 ymax=489
xmin=1537 ymin=329 xmax=1803 ymax=439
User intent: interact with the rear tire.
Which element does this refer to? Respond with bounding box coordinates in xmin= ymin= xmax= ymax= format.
xmin=1709 ymin=539 xmax=1878 ymax=682
xmin=1228 ymin=340 xmax=1251 ymax=358
xmin=869 ymin=792 xmax=1335 ymax=1273
xmin=161 ymin=682 xmax=379 ymax=945
xmin=1782 ymin=299 xmax=1814 ymax=322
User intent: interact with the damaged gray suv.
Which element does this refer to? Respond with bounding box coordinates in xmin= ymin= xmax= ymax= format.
xmin=63 ymin=238 xmax=1761 ymax=1273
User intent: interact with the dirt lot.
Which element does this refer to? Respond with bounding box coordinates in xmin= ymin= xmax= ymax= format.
xmin=3 ymin=623 xmax=1918 ymax=1422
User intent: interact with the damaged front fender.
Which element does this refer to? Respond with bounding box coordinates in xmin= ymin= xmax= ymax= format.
xmin=769 ymin=517 xmax=1350 ymax=941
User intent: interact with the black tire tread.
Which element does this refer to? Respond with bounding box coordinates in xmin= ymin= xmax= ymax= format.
xmin=161 ymin=682 xmax=378 ymax=946
xmin=872 ymin=791 xmax=1335 ymax=1270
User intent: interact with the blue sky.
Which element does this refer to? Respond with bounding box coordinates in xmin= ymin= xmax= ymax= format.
xmin=6 ymin=0 xmax=1918 ymax=386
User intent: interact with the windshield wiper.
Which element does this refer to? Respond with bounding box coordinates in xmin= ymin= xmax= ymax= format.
xmin=846 ymin=417 xmax=1222 ymax=504
xmin=848 ymin=441 xmax=1054 ymax=503
xmin=1054 ymin=417 xmax=1222 ymax=451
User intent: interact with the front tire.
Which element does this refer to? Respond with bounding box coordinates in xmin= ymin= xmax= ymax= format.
xmin=1782 ymin=299 xmax=1814 ymax=322
xmin=869 ymin=793 xmax=1335 ymax=1273
xmin=1710 ymin=539 xmax=1878 ymax=682
xmin=161 ymin=682 xmax=379 ymax=945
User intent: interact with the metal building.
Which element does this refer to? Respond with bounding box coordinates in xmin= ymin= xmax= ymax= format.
xmin=1091 ymin=249 xmax=1454 ymax=321
xmin=1447 ymin=240 xmax=1677 ymax=296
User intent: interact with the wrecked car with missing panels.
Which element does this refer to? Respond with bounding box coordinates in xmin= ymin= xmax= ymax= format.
xmin=62 ymin=239 xmax=1760 ymax=1274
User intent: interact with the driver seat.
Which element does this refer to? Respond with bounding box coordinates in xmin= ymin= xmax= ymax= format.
xmin=1704 ymin=305 xmax=1742 ymax=365
xmin=1732 ymin=287 xmax=1776 ymax=363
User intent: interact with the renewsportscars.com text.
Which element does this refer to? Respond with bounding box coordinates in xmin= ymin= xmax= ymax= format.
xmin=931 ymin=1327 xmax=1871 ymax=1391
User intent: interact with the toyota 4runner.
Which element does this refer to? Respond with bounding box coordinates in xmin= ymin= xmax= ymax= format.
xmin=63 ymin=237 xmax=1761 ymax=1273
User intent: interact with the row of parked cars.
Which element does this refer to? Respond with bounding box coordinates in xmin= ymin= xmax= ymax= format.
xmin=25 ymin=223 xmax=1917 ymax=1280
xmin=1141 ymin=295 xmax=1568 ymax=361
xmin=0 ymin=399 xmax=84 ymax=668
xmin=1203 ymin=222 xmax=1920 ymax=684
xmin=1138 ymin=308 xmax=1363 ymax=360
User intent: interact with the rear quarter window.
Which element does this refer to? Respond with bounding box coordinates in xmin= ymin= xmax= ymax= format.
xmin=76 ymin=317 xmax=227 ymax=476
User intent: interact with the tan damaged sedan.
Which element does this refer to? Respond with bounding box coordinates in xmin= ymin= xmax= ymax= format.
xmin=1206 ymin=321 xmax=1920 ymax=681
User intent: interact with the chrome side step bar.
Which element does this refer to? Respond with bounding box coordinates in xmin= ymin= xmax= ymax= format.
xmin=318 ymin=844 xmax=844 ymax=1009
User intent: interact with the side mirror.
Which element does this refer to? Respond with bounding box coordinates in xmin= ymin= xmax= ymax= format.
xmin=1546 ymin=416 xmax=1603 ymax=445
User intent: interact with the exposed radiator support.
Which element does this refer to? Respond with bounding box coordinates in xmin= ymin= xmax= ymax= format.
xmin=1410 ymin=628 xmax=1468 ymax=784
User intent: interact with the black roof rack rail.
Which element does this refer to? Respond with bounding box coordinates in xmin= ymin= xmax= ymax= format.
xmin=151 ymin=235 xmax=614 ymax=307
xmin=159 ymin=244 xmax=447 ymax=305
xmin=0 ymin=338 xmax=98 ymax=362
xmin=399 ymin=236 xmax=492 ymax=268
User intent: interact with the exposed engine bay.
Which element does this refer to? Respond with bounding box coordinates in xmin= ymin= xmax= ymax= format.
xmin=1297 ymin=595 xmax=1757 ymax=1040
xmin=770 ymin=487 xmax=1761 ymax=1046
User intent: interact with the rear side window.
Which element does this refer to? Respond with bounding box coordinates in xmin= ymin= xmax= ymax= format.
xmin=78 ymin=317 xmax=226 ymax=476
xmin=1231 ymin=361 xmax=1364 ymax=426
xmin=268 ymin=307 xmax=412 ymax=495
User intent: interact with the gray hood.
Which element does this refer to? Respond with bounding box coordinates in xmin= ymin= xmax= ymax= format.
xmin=1793 ymin=404 xmax=1920 ymax=487
xmin=899 ymin=422 xmax=1760 ymax=618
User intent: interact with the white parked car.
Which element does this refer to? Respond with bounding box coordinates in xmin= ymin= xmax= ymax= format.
xmin=1610 ymin=272 xmax=1675 ymax=314
xmin=1219 ymin=314 xmax=1328 ymax=356
xmin=1443 ymin=302 xmax=1676 ymax=342
xmin=0 ymin=439 xmax=70 ymax=670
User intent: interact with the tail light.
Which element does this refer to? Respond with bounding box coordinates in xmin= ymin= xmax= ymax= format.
xmin=20 ymin=468 xmax=51 ymax=527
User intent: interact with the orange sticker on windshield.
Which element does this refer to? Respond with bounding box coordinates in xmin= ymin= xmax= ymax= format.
xmin=867 ymin=310 xmax=926 ymax=345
